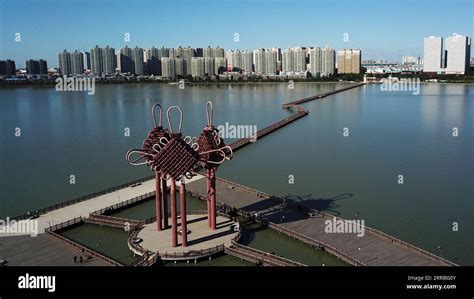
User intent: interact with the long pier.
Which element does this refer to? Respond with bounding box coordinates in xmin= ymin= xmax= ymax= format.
xmin=229 ymin=83 xmax=365 ymax=151
xmin=282 ymin=82 xmax=366 ymax=108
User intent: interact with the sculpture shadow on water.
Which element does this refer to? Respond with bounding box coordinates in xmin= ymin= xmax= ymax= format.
xmin=237 ymin=192 xmax=354 ymax=246
xmin=282 ymin=193 xmax=354 ymax=217
xmin=239 ymin=192 xmax=354 ymax=226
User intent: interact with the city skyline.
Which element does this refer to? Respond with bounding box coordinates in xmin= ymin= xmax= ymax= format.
xmin=0 ymin=0 xmax=473 ymax=67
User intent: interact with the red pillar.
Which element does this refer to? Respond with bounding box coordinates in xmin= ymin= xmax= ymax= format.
xmin=170 ymin=179 xmax=178 ymax=247
xmin=207 ymin=168 xmax=212 ymax=228
xmin=180 ymin=181 xmax=187 ymax=247
xmin=155 ymin=172 xmax=162 ymax=231
xmin=161 ymin=177 xmax=168 ymax=229
xmin=210 ymin=169 xmax=217 ymax=230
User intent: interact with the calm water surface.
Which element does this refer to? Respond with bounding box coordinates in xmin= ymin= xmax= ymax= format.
xmin=1 ymin=82 xmax=473 ymax=264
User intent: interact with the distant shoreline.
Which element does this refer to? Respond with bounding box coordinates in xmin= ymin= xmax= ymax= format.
xmin=1 ymin=80 xmax=474 ymax=88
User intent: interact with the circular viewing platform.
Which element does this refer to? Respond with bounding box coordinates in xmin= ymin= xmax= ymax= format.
xmin=131 ymin=214 xmax=239 ymax=261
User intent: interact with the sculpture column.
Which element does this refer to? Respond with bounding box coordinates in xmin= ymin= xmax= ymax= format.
xmin=170 ymin=179 xmax=178 ymax=247
xmin=180 ymin=179 xmax=187 ymax=247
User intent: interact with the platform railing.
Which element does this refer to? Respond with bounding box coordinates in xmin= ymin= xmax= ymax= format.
xmin=212 ymin=179 xmax=456 ymax=267
xmin=45 ymin=217 xmax=84 ymax=232
xmin=90 ymin=191 xmax=155 ymax=216
xmin=85 ymin=214 xmax=143 ymax=229
xmin=158 ymin=245 xmax=225 ymax=259
xmin=294 ymin=206 xmax=458 ymax=266
xmin=45 ymin=218 xmax=124 ymax=267
xmin=13 ymin=175 xmax=155 ymax=220
xmin=268 ymin=222 xmax=366 ymax=266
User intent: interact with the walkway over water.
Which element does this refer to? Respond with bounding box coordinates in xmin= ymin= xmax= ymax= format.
xmin=186 ymin=177 xmax=456 ymax=266
xmin=0 ymin=234 xmax=108 ymax=266
xmin=229 ymin=83 xmax=365 ymax=151
xmin=2 ymin=175 xmax=202 ymax=237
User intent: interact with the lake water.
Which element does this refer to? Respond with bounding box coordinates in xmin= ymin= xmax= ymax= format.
xmin=0 ymin=82 xmax=472 ymax=264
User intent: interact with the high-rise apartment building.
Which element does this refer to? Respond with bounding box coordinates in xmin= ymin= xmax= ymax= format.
xmin=214 ymin=46 xmax=224 ymax=58
xmin=241 ymin=50 xmax=253 ymax=72
xmin=265 ymin=49 xmax=278 ymax=75
xmin=161 ymin=58 xmax=176 ymax=79
xmin=204 ymin=57 xmax=215 ymax=76
xmin=321 ymin=46 xmax=336 ymax=76
xmin=175 ymin=58 xmax=186 ymax=77
xmin=444 ymin=35 xmax=471 ymax=74
xmin=225 ymin=50 xmax=234 ymax=70
xmin=337 ymin=49 xmax=361 ymax=74
xmin=203 ymin=46 xmax=213 ymax=58
xmin=90 ymin=46 xmax=103 ymax=75
xmin=202 ymin=46 xmax=224 ymax=58
xmin=282 ymin=47 xmax=306 ymax=72
xmin=309 ymin=47 xmax=322 ymax=75
xmin=214 ymin=57 xmax=227 ymax=74
xmin=253 ymin=49 xmax=266 ymax=74
xmin=58 ymin=50 xmax=72 ymax=76
xmin=120 ymin=46 xmax=134 ymax=74
xmin=102 ymin=45 xmax=116 ymax=74
xmin=232 ymin=50 xmax=242 ymax=70
xmin=423 ymin=36 xmax=444 ymax=72
xmin=132 ymin=46 xmax=144 ymax=75
xmin=182 ymin=46 xmax=195 ymax=75
xmin=282 ymin=50 xmax=293 ymax=72
xmin=145 ymin=47 xmax=161 ymax=75
xmin=71 ymin=50 xmax=84 ymax=75
xmin=158 ymin=47 xmax=170 ymax=58
xmin=26 ymin=59 xmax=48 ymax=75
xmin=191 ymin=57 xmax=205 ymax=77
xmin=0 ymin=60 xmax=16 ymax=76
xmin=423 ymin=35 xmax=471 ymax=74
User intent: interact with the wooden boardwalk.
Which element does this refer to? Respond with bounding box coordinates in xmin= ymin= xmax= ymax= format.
xmin=186 ymin=177 xmax=457 ymax=266
xmin=225 ymin=232 xmax=306 ymax=266
xmin=1 ymin=175 xmax=202 ymax=237
xmin=229 ymin=83 xmax=364 ymax=151
xmin=0 ymin=234 xmax=108 ymax=266
xmin=282 ymin=82 xmax=366 ymax=107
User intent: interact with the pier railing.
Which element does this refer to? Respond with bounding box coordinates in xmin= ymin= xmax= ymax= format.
xmin=13 ymin=175 xmax=155 ymax=220
xmin=225 ymin=231 xmax=305 ymax=267
xmin=45 ymin=218 xmax=124 ymax=267
xmin=359 ymin=224 xmax=458 ymax=266
xmin=297 ymin=207 xmax=458 ymax=266
xmin=191 ymin=176 xmax=456 ymax=266
xmin=90 ymin=191 xmax=155 ymax=216
xmin=215 ymin=177 xmax=270 ymax=198
xmin=268 ymin=222 xmax=366 ymax=266
xmin=85 ymin=214 xmax=143 ymax=229
xmin=283 ymin=83 xmax=366 ymax=107
xmin=158 ymin=245 xmax=225 ymax=260
xmin=128 ymin=227 xmax=148 ymax=256
xmin=45 ymin=216 xmax=84 ymax=232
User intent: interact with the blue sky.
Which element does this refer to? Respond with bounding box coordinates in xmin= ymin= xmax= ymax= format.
xmin=0 ymin=0 xmax=473 ymax=67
